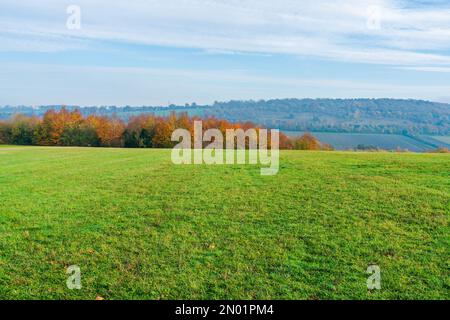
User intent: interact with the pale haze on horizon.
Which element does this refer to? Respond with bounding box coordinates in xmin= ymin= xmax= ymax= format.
xmin=1 ymin=0 xmax=450 ymax=106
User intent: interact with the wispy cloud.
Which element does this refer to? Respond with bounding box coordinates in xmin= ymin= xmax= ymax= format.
xmin=1 ymin=0 xmax=450 ymax=67
xmin=1 ymin=0 xmax=450 ymax=104
xmin=399 ymin=66 xmax=450 ymax=73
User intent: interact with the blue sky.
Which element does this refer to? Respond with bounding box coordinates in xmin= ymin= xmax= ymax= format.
xmin=1 ymin=0 xmax=450 ymax=106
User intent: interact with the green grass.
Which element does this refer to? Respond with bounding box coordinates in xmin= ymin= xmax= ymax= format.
xmin=0 ymin=146 xmax=448 ymax=300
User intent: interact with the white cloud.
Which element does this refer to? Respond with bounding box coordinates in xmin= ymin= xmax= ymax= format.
xmin=0 ymin=0 xmax=450 ymax=67
xmin=399 ymin=66 xmax=450 ymax=73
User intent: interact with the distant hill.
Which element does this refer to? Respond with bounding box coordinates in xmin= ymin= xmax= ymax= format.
xmin=209 ymin=99 xmax=450 ymax=136
xmin=1 ymin=98 xmax=449 ymax=135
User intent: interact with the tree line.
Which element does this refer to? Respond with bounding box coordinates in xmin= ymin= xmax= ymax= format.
xmin=0 ymin=108 xmax=332 ymax=150
xmin=211 ymin=98 xmax=450 ymax=135
xmin=3 ymin=98 xmax=449 ymax=135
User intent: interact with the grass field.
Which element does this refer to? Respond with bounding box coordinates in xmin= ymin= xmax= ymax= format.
xmin=0 ymin=146 xmax=448 ymax=300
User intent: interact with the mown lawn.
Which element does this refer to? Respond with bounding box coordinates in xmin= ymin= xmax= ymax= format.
xmin=0 ymin=146 xmax=448 ymax=299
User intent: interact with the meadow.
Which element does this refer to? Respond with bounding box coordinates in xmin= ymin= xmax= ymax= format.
xmin=0 ymin=146 xmax=448 ymax=299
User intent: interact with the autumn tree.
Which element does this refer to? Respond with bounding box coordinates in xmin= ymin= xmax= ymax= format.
xmin=278 ymin=132 xmax=293 ymax=150
xmin=123 ymin=114 xmax=157 ymax=148
xmin=36 ymin=108 xmax=84 ymax=145
xmin=7 ymin=114 xmax=40 ymax=145
xmin=0 ymin=108 xmax=334 ymax=151
xmin=59 ymin=124 xmax=100 ymax=147
xmin=0 ymin=120 xmax=12 ymax=144
xmin=152 ymin=117 xmax=176 ymax=148
xmin=86 ymin=115 xmax=125 ymax=147
xmin=292 ymin=132 xmax=322 ymax=150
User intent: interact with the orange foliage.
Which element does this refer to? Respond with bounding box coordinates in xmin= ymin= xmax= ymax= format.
xmin=1 ymin=108 xmax=333 ymax=150
xmin=86 ymin=115 xmax=125 ymax=147
xmin=291 ymin=132 xmax=333 ymax=150
xmin=152 ymin=117 xmax=176 ymax=148
xmin=39 ymin=107 xmax=83 ymax=145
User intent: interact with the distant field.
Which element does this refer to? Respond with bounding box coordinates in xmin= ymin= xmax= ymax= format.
xmin=420 ymin=135 xmax=450 ymax=148
xmin=433 ymin=136 xmax=450 ymax=144
xmin=0 ymin=147 xmax=448 ymax=299
xmin=283 ymin=131 xmax=449 ymax=152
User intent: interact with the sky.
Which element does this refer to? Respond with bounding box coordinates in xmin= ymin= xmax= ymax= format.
xmin=1 ymin=0 xmax=450 ymax=106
